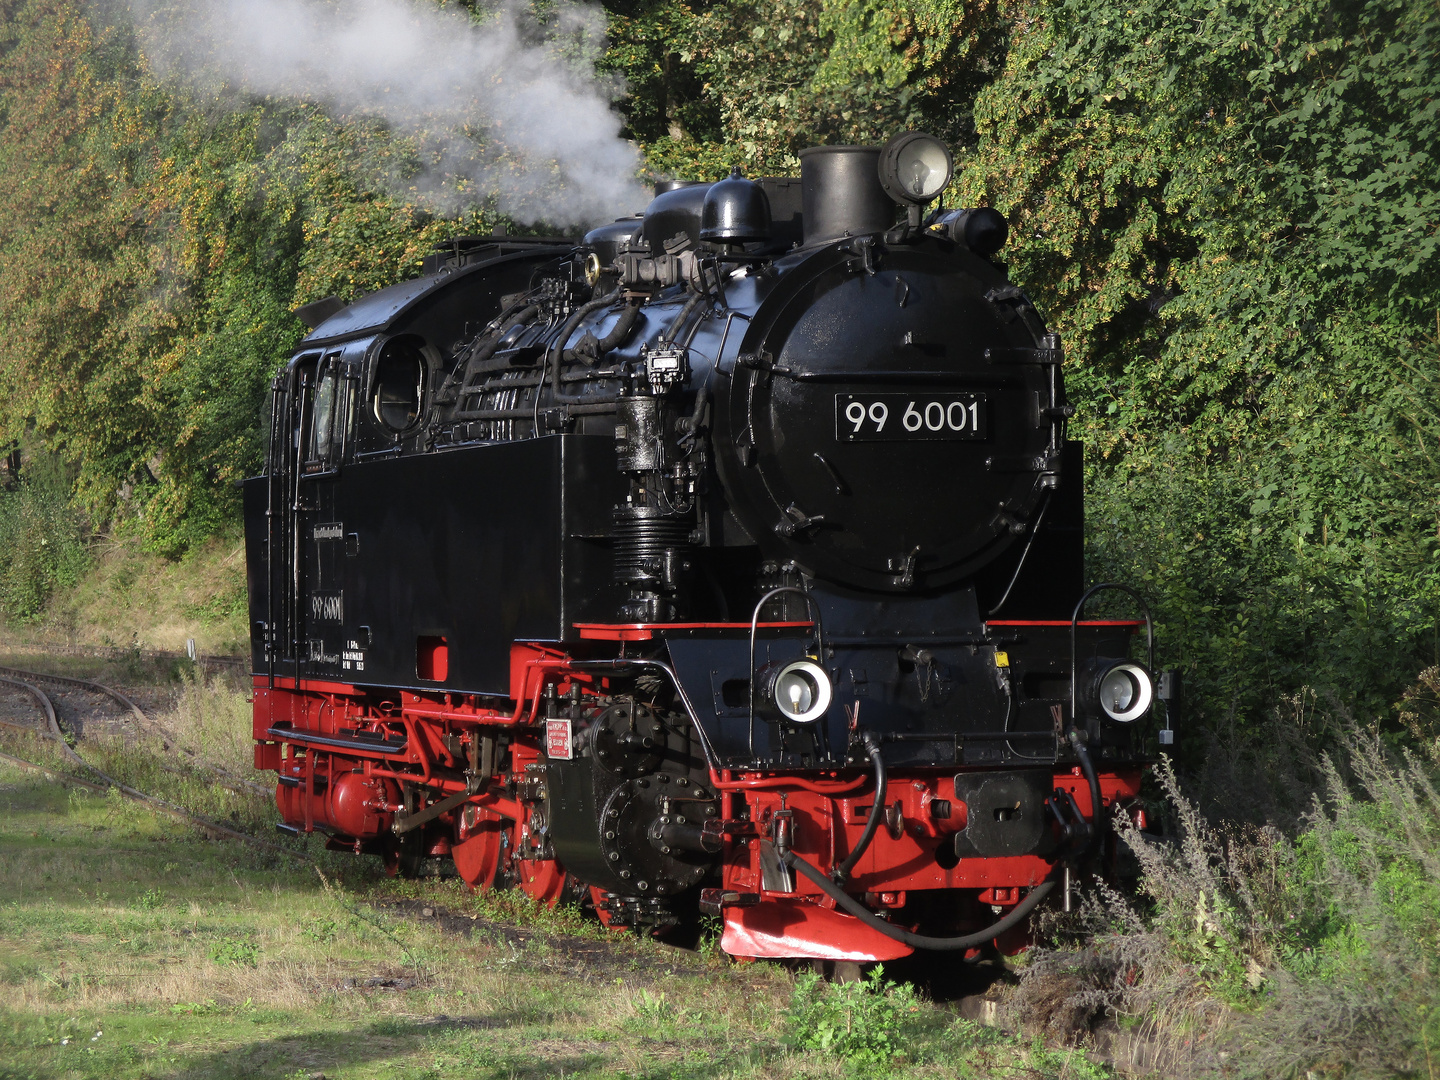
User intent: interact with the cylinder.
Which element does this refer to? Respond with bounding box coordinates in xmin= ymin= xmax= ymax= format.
xmin=612 ymin=503 xmax=691 ymax=587
xmin=799 ymin=146 xmax=894 ymax=247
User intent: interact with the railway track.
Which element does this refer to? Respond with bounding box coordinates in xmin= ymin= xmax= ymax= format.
xmin=0 ymin=665 xmax=301 ymax=860
xmin=0 ymin=662 xmax=267 ymax=796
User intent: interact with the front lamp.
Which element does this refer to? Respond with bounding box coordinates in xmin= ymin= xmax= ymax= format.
xmin=1078 ymin=658 xmax=1155 ymax=723
xmin=757 ymin=659 xmax=832 ymax=724
xmin=879 ymin=132 xmax=954 ymax=209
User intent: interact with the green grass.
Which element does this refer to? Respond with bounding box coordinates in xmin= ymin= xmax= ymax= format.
xmin=0 ymin=759 xmax=1112 ymax=1079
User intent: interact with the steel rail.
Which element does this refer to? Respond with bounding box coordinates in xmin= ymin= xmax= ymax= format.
xmin=0 ymin=662 xmax=269 ymax=797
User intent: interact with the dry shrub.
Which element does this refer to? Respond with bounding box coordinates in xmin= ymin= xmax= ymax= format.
xmin=1009 ymin=696 xmax=1440 ymax=1079
xmin=1398 ymin=665 xmax=1440 ymax=768
xmin=155 ymin=668 xmax=254 ymax=777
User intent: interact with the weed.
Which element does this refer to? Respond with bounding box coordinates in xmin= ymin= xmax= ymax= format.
xmin=207 ymin=936 xmax=259 ymax=966
xmin=786 ymin=965 xmax=920 ymax=1065
xmin=169 ymin=1000 xmax=220 ymax=1015
xmin=298 ymin=915 xmax=341 ymax=943
xmin=1012 ymin=705 xmax=1440 ymax=1079
xmin=131 ymin=889 xmax=164 ymax=912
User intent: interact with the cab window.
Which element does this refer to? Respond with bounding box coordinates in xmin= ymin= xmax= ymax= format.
xmin=303 ymin=353 xmax=352 ymax=471
xmin=372 ymin=339 xmax=427 ymax=433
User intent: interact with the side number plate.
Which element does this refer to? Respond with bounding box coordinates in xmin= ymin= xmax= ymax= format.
xmin=836 ymin=393 xmax=988 ymax=442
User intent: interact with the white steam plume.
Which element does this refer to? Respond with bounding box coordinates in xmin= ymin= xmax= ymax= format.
xmin=131 ymin=0 xmax=650 ymax=226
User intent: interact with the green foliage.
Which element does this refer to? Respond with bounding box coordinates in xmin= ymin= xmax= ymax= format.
xmin=785 ymin=965 xmax=920 ymax=1064
xmin=0 ymin=449 xmax=90 ymax=620
xmin=606 ymin=0 xmax=1006 ymax=179
xmin=0 ymin=1 xmax=499 ymax=557
xmin=130 ymin=888 xmax=164 ymax=912
xmin=297 ymin=915 xmax=340 ymax=943
xmin=957 ymin=0 xmax=1440 ymax=721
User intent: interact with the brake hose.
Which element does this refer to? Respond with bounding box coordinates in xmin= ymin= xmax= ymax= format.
xmin=785 ymin=849 xmax=1058 ymax=952
xmin=1067 ymin=728 xmax=1104 ymax=858
xmin=833 ymin=731 xmax=886 ymax=883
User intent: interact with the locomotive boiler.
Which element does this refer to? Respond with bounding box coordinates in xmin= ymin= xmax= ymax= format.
xmin=244 ymin=131 xmax=1171 ymax=960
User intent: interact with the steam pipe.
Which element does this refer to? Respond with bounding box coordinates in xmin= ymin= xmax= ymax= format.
xmin=589 ymin=298 xmax=641 ymax=356
xmin=452 ymin=304 xmax=540 ymax=395
xmin=832 ymin=731 xmax=885 ymax=883
xmin=663 ymin=288 xmax=707 ymax=344
xmin=546 ymin=297 xmax=642 ymax=408
xmin=784 ymin=850 xmax=1058 ymax=953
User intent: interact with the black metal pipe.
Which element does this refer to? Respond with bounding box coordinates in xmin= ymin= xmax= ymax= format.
xmin=450 ymin=402 xmax=619 ymax=421
xmin=785 ymin=850 xmax=1057 ymax=952
xmin=454 ymin=304 xmax=540 ymax=392
xmin=655 ymin=820 xmax=721 ymax=854
xmin=832 ymin=731 xmax=885 ymax=883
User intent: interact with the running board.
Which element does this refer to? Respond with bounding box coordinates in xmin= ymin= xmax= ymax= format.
xmin=266 ymin=726 xmax=408 ymax=754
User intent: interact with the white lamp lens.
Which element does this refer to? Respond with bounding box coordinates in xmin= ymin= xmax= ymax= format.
xmin=896 ymin=140 xmax=950 ymax=199
xmin=1098 ymin=662 xmax=1153 ymax=722
xmin=770 ymin=660 xmax=832 ymax=723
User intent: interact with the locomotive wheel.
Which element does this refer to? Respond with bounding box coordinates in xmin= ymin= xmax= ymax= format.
xmin=452 ymin=821 xmax=504 ymax=892
xmin=515 ymin=857 xmax=568 ymax=907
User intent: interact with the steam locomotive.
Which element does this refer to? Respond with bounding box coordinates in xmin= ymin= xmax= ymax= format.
xmin=244 ymin=132 xmax=1170 ymax=961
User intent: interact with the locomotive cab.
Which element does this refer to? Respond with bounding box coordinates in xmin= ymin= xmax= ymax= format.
xmin=244 ymin=132 xmax=1166 ymax=958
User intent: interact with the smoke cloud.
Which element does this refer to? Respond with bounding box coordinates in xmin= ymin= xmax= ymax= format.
xmin=131 ymin=0 xmax=650 ymax=226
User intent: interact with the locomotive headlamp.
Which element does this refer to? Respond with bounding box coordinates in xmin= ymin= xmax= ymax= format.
xmin=758 ymin=659 xmax=833 ymax=724
xmin=1078 ymin=658 xmax=1155 ymax=723
xmin=878 ymin=132 xmax=953 ymax=207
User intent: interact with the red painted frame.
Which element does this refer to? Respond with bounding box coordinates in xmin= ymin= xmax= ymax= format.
xmin=253 ymin=641 xmax=1146 ymax=958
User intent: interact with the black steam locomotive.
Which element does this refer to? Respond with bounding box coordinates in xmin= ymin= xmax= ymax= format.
xmin=245 ymin=132 xmax=1166 ymax=960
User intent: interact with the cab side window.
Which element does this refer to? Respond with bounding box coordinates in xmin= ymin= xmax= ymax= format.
xmin=304 ymin=353 xmax=353 ymax=471
xmin=371 ymin=339 xmax=427 ymax=433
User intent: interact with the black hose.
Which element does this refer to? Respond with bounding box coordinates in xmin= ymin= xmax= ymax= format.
xmin=1067 ymin=728 xmax=1104 ymax=859
xmin=463 ymin=304 xmax=540 ymax=379
xmin=785 ymin=850 xmax=1058 ymax=952
xmin=986 ymin=492 xmax=1052 ymax=618
xmin=832 ymin=731 xmax=886 ymax=883
xmin=664 ymin=289 xmax=706 ymax=344
xmin=592 ymin=299 xmax=641 ymax=354
xmin=543 ymin=290 xmax=624 ymax=414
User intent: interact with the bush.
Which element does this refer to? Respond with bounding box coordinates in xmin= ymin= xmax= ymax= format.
xmin=786 ymin=965 xmax=921 ymax=1065
xmin=0 ymin=451 xmax=90 ymax=621
xmin=1013 ymin=706 xmax=1440 ymax=1078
